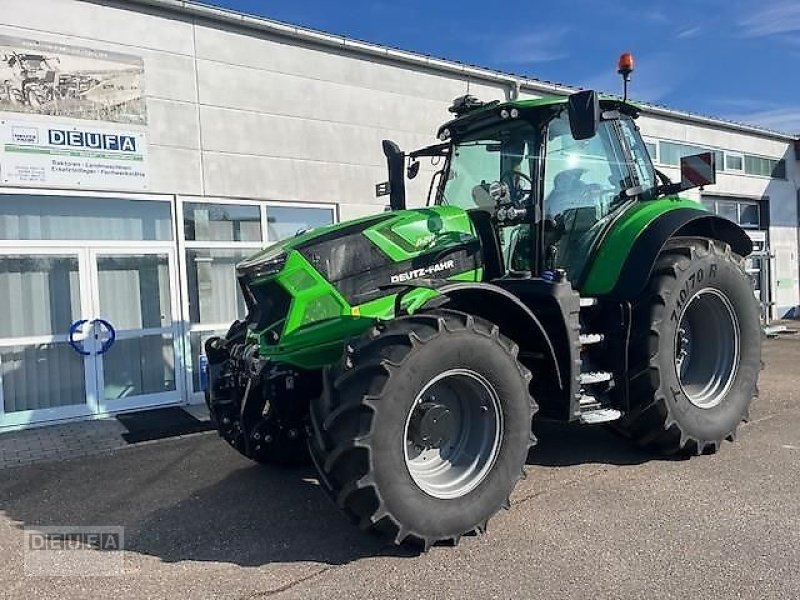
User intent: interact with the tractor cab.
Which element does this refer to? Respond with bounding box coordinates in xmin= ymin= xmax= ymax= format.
xmin=416 ymin=92 xmax=659 ymax=286
xmin=383 ymin=89 xmax=734 ymax=425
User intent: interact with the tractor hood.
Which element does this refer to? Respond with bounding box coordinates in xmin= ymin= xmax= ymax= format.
xmin=237 ymin=206 xmax=480 ymax=292
xmin=236 ymin=212 xmax=393 ymax=279
xmin=233 ymin=206 xmax=484 ymax=366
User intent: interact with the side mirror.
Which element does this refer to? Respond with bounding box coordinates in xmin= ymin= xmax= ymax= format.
xmin=679 ymin=152 xmax=716 ymax=191
xmin=567 ymin=90 xmax=601 ymax=141
xmin=407 ymin=160 xmax=420 ymax=179
xmin=381 ymin=139 xmax=406 ymax=211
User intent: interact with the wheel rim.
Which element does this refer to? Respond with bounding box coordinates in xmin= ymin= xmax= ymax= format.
xmin=674 ymin=288 xmax=740 ymax=409
xmin=403 ymin=368 xmax=503 ymax=500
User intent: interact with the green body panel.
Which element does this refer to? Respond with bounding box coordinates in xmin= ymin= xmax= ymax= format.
xmin=580 ymin=197 xmax=708 ymax=296
xmin=362 ymin=206 xmax=475 ymax=262
xmin=243 ymin=206 xmax=482 ymax=370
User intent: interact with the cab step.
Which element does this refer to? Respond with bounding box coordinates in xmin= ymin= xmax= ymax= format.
xmin=579 ymin=333 xmax=604 ymax=346
xmin=578 ymin=394 xmax=601 ymax=409
xmin=578 ymin=407 xmax=623 ymax=425
xmin=578 ymin=371 xmax=612 ymax=385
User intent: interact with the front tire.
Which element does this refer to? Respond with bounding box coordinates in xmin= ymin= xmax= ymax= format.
xmin=620 ymin=238 xmax=761 ymax=455
xmin=308 ymin=310 xmax=536 ymax=549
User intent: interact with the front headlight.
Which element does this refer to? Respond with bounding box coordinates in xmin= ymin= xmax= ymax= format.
xmin=237 ymin=251 xmax=287 ymax=281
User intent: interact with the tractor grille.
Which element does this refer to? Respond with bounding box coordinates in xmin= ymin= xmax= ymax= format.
xmin=244 ymin=278 xmax=292 ymax=337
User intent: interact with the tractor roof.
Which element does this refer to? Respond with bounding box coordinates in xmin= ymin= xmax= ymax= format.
xmin=437 ymin=94 xmax=639 ymax=142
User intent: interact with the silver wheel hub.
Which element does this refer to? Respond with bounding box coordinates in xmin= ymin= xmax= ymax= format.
xmin=674 ymin=288 xmax=740 ymax=409
xmin=403 ymin=369 xmax=503 ymax=499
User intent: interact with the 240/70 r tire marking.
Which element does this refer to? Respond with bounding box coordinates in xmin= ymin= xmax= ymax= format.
xmin=670 ymin=263 xmax=718 ymax=324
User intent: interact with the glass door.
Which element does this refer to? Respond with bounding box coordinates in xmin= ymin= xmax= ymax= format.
xmin=0 ymin=246 xmax=183 ymax=428
xmin=89 ymin=248 xmax=182 ymax=413
xmin=0 ymin=249 xmax=95 ymax=427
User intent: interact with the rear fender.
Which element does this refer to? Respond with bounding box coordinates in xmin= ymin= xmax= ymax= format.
xmin=581 ymin=201 xmax=752 ymax=299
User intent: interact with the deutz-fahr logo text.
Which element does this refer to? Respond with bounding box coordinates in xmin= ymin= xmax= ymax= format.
xmin=390 ymin=259 xmax=455 ymax=284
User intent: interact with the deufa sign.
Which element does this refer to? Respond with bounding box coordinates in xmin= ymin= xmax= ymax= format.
xmin=48 ymin=129 xmax=138 ymax=153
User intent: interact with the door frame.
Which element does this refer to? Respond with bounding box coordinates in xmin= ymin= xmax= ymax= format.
xmin=0 ymin=246 xmax=96 ymax=428
xmin=88 ymin=245 xmax=185 ymax=415
xmin=0 ymin=188 xmax=187 ymax=429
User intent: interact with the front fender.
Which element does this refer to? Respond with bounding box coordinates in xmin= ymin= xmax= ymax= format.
xmin=422 ymin=281 xmax=564 ymax=391
xmin=580 ymin=198 xmax=752 ymax=299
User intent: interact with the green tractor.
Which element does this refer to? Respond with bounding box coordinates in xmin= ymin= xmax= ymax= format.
xmin=205 ymin=89 xmax=760 ymax=549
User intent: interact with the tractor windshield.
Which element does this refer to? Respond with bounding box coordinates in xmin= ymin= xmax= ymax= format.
xmin=439 ymin=122 xmax=539 ymax=211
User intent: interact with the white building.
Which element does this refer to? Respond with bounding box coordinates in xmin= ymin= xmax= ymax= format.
xmin=0 ymin=0 xmax=796 ymax=429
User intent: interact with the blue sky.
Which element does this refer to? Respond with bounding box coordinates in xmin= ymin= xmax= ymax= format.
xmin=207 ymin=0 xmax=800 ymax=133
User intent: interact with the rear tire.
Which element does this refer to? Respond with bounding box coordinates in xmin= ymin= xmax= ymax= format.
xmin=620 ymin=237 xmax=761 ymax=455
xmin=308 ymin=309 xmax=536 ymax=549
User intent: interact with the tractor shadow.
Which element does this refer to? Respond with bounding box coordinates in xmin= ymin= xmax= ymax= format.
xmin=0 ymin=421 xmax=679 ymax=569
xmin=0 ymin=436 xmax=419 ymax=568
xmin=527 ymin=419 xmax=682 ymax=467
xmin=121 ymin=462 xmax=420 ymax=566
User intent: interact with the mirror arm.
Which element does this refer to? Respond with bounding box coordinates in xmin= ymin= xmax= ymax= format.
xmin=408 ymin=143 xmax=450 ymax=159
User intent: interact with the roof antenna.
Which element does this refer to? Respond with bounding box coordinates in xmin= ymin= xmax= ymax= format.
xmin=617 ymin=52 xmax=634 ymax=102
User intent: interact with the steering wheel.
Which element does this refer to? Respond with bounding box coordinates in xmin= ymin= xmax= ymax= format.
xmin=499 ymin=170 xmax=534 ymax=207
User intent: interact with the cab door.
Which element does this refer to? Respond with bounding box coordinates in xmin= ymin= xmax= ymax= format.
xmin=541 ymin=112 xmax=633 ymax=280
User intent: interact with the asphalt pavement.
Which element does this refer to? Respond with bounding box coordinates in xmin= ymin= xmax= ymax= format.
xmin=1 ymin=336 xmax=799 ymax=599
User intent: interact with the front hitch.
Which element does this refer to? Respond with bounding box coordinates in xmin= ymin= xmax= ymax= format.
xmin=205 ymin=335 xmax=322 ymax=464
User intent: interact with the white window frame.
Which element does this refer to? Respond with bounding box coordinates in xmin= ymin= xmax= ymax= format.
xmin=176 ymin=195 xmax=338 ymax=402
xmin=0 ymin=188 xmax=184 ymax=429
xmin=725 ymin=152 xmax=745 ymax=174
xmin=642 ymin=137 xmax=659 ymax=164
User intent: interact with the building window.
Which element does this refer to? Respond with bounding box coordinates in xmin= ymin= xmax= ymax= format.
xmin=743 ymin=155 xmax=786 ymax=179
xmin=181 ymin=199 xmax=335 ymax=394
xmin=702 ymin=195 xmax=762 ymax=229
xmin=657 ymin=141 xmax=724 ymax=172
xmin=725 ymin=153 xmax=744 ymax=172
xmin=185 ymin=248 xmax=252 ymax=324
xmin=184 ymin=202 xmax=261 ymax=242
xmin=716 ymin=201 xmax=738 ymax=223
xmin=738 ymin=202 xmax=760 ymax=228
xmin=644 ymin=140 xmax=658 ymax=162
xmin=654 ymin=139 xmax=787 ymax=180
xmin=0 ymin=194 xmax=173 ymax=241
xmin=266 ymin=206 xmax=336 ymax=241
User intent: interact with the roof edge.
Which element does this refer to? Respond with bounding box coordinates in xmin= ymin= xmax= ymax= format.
xmin=100 ymin=0 xmax=798 ymax=143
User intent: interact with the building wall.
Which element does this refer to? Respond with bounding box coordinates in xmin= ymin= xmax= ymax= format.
xmin=0 ymin=0 xmax=514 ymax=219
xmin=638 ymin=115 xmax=799 ymax=316
xmin=2 ymin=0 xmax=798 ymax=315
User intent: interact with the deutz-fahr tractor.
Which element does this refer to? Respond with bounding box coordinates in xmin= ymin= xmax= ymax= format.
xmin=205 ymin=83 xmax=760 ymax=549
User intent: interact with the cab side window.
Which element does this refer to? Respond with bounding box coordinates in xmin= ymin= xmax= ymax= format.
xmin=543 ymin=113 xmax=627 ymax=221
xmin=542 ymin=112 xmax=630 ymax=279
